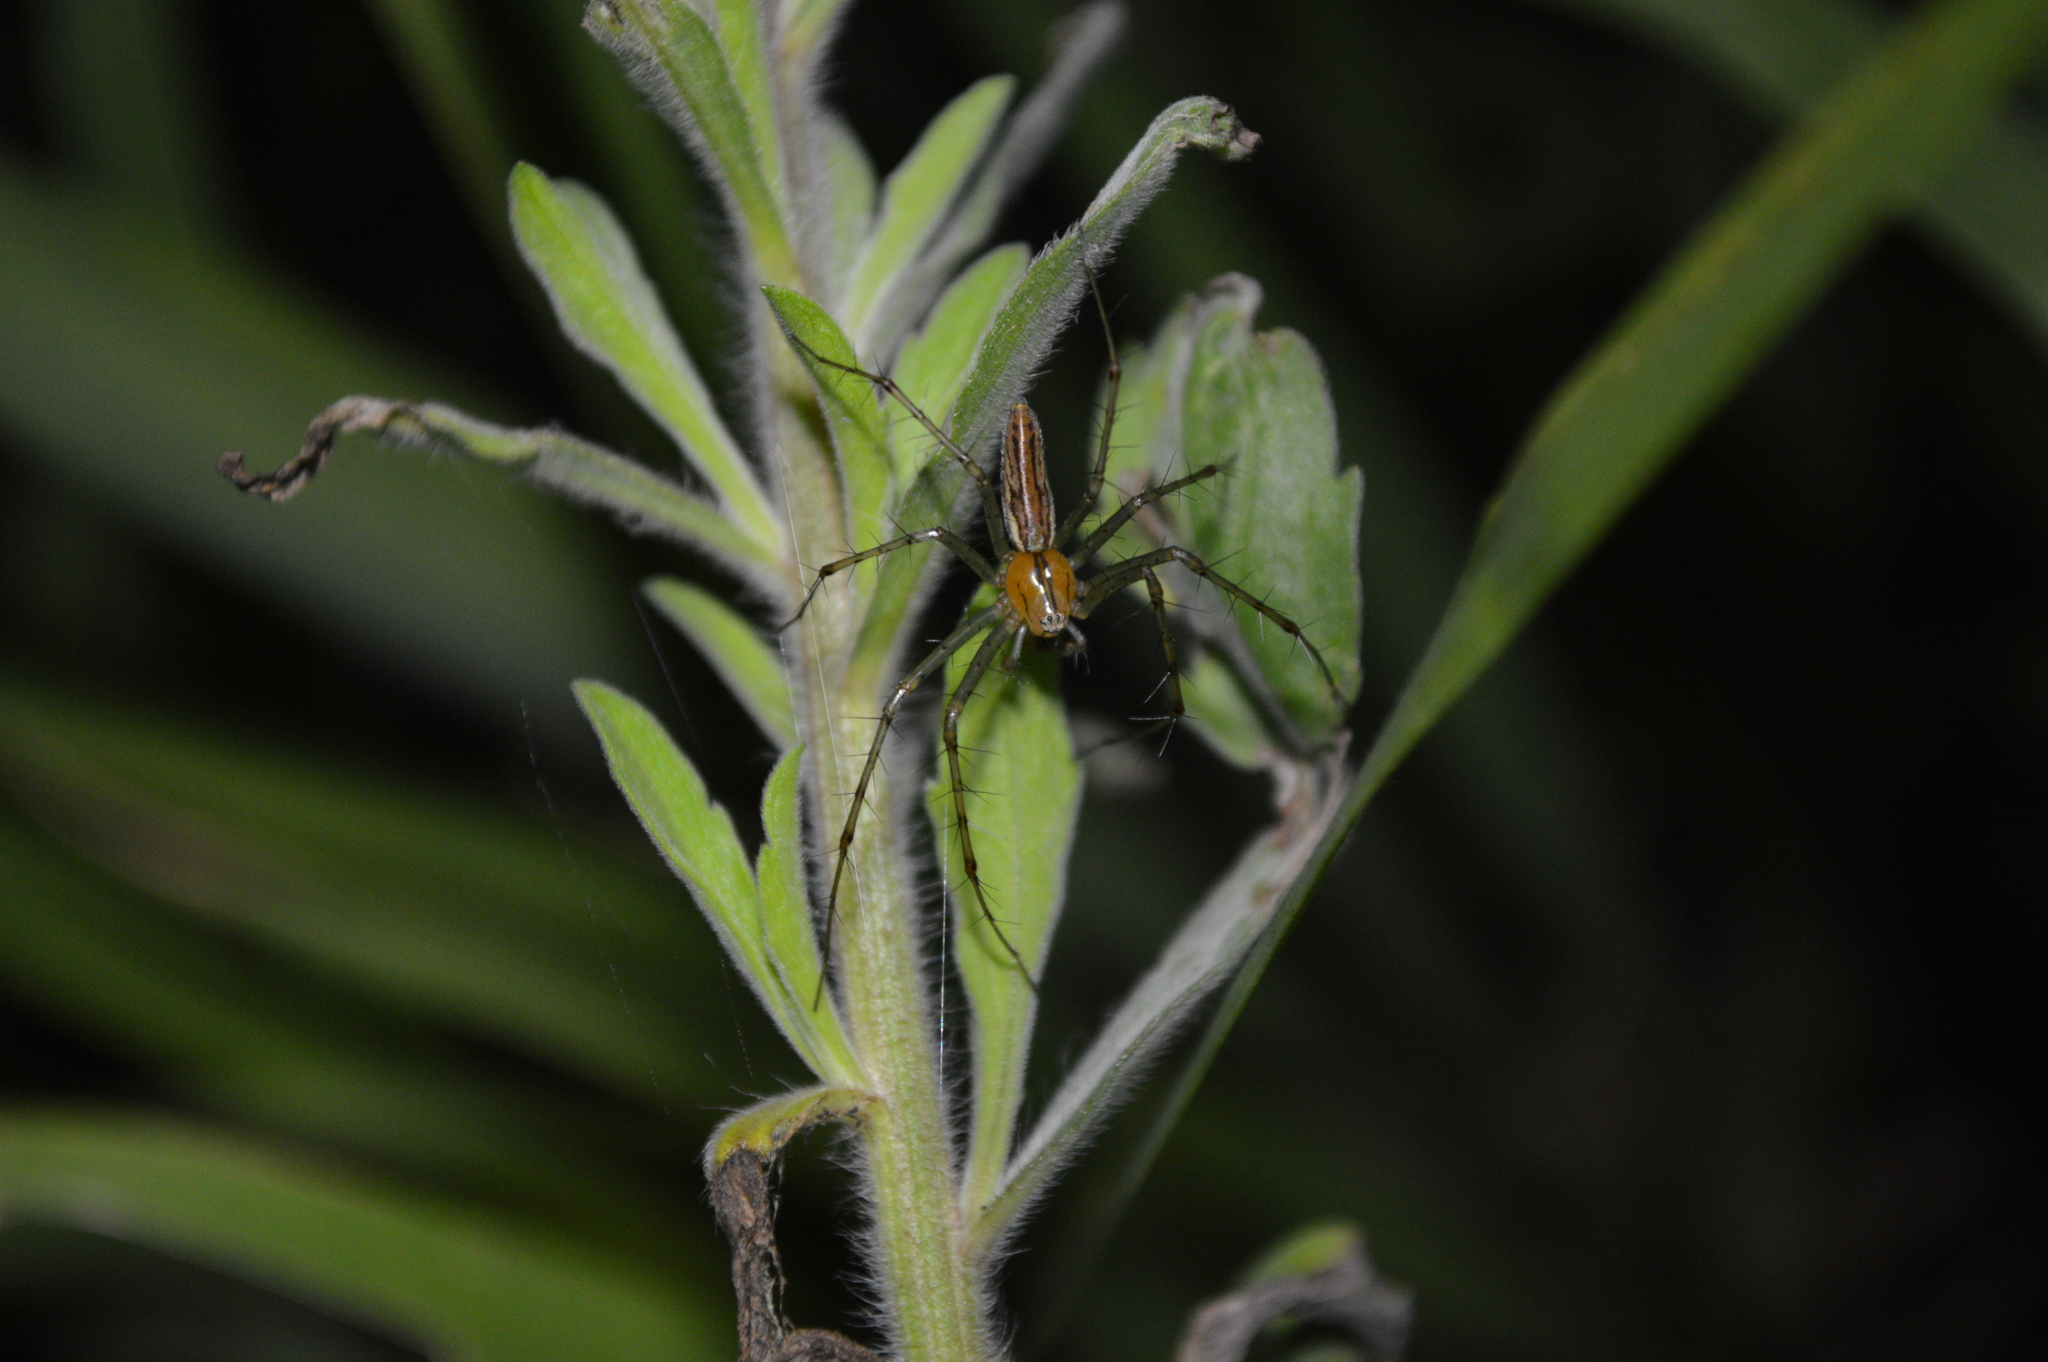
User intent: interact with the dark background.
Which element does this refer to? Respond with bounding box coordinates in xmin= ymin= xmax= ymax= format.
xmin=1 ymin=1 xmax=2043 ymax=1360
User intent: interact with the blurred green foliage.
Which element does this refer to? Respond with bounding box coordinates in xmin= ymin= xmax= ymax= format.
xmin=2 ymin=1 xmax=2045 ymax=1361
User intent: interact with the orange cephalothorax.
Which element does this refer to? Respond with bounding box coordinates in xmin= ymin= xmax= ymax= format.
xmin=1000 ymin=401 xmax=1056 ymax=552
xmin=1004 ymin=548 xmax=1076 ymax=637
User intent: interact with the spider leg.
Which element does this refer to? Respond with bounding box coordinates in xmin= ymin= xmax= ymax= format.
xmin=1054 ymin=257 xmax=1122 ymax=550
xmin=1079 ymin=546 xmax=1346 ymax=706
xmin=815 ymin=603 xmax=1006 ymax=1007
xmin=1072 ymin=567 xmax=1185 ymax=754
xmin=776 ymin=329 xmax=1009 ymax=552
xmin=1070 ymin=464 xmax=1222 ymax=567
xmin=780 ymin=526 xmax=1000 ymax=630
xmin=940 ymin=621 xmax=1038 ymax=990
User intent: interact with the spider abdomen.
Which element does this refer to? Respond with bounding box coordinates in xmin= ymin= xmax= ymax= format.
xmin=1000 ymin=401 xmax=1057 ymax=552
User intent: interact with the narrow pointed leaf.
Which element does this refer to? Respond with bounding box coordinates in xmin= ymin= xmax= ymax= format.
xmin=762 ymin=284 xmax=895 ymax=554
xmin=709 ymin=0 xmax=785 ymax=217
xmin=949 ymin=97 xmax=1261 ymax=472
xmin=0 ymin=1112 xmax=722 ymax=1362
xmin=585 ymin=0 xmax=800 ymax=284
xmin=841 ymin=75 xmax=1015 ymax=347
xmin=756 ymin=746 xmax=864 ymax=1082
xmin=705 ymin=1086 xmax=877 ymax=1171
xmin=904 ymin=2 xmax=1125 ymax=334
xmin=1536 ymin=0 xmax=2048 ymax=352
xmin=1360 ymin=0 xmax=2048 ymax=799
xmin=510 ymin=163 xmax=777 ymax=549
xmin=820 ymin=114 xmax=878 ymax=298
xmin=643 ymin=576 xmax=798 ymax=748
xmin=926 ymin=651 xmax=1082 ymax=1216
xmin=578 ymin=680 xmax=832 ymax=1070
xmin=220 ymin=395 xmax=778 ymax=588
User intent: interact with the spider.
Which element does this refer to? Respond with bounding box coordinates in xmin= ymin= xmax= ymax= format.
xmin=784 ymin=264 xmax=1344 ymax=1002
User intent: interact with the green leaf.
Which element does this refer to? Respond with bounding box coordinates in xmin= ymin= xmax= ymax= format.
xmin=819 ymin=113 xmax=878 ymax=297
xmin=1359 ymin=0 xmax=2048 ymax=799
xmin=1534 ymin=0 xmax=2048 ymax=354
xmin=220 ymin=394 xmax=780 ymax=590
xmin=1179 ymin=653 xmax=1272 ymax=771
xmin=585 ymin=0 xmax=800 ymax=285
xmin=925 ymin=650 xmax=1082 ymax=1218
xmin=756 ymin=746 xmax=863 ymax=1082
xmin=643 ymin=576 xmax=797 ymax=748
xmin=708 ymin=0 xmax=785 ymax=222
xmin=510 ymin=162 xmax=778 ymax=550
xmin=892 ymin=242 xmax=1031 ymax=486
xmin=1174 ymin=282 xmax=1363 ymax=742
xmin=0 ymin=1112 xmax=723 ymax=1362
xmin=841 ymin=75 xmax=1016 ymax=349
xmin=577 ymin=681 xmax=834 ymax=1072
xmin=762 ymin=284 xmax=895 ymax=557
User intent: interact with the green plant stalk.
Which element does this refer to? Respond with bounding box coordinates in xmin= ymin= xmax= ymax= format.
xmin=772 ymin=365 xmax=985 ymax=1359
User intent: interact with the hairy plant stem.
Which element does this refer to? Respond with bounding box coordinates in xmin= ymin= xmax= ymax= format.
xmin=776 ymin=360 xmax=986 ymax=1361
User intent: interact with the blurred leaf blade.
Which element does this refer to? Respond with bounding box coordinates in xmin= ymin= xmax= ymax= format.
xmin=1534 ymin=0 xmax=2048 ymax=353
xmin=1359 ymin=0 xmax=2048 ymax=798
xmin=0 ymin=1110 xmax=724 ymax=1362
xmin=0 ymin=679 xmax=726 ymax=1108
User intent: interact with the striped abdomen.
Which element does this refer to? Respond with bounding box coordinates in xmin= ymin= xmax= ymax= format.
xmin=1000 ymin=402 xmax=1056 ymax=552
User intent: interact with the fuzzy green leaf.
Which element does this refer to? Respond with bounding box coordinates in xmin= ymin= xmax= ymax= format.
xmin=509 ymin=162 xmax=777 ymax=549
xmin=1175 ymin=284 xmax=1363 ymax=742
xmin=1179 ymin=653 xmax=1272 ymax=770
xmin=948 ymin=97 xmax=1261 ymax=469
xmin=756 ymin=746 xmax=863 ymax=1082
xmin=972 ymin=760 xmax=1348 ymax=1255
xmin=573 ymin=681 xmax=795 ymax=1041
xmin=219 ymin=395 xmax=780 ymax=589
xmin=925 ymin=649 xmax=1083 ymax=1217
xmin=820 ymin=113 xmax=878 ymax=298
xmin=0 ymin=1112 xmax=720 ymax=1362
xmin=705 ymin=1085 xmax=876 ymax=1172
xmin=584 ymin=0 xmax=799 ymax=284
xmin=762 ymin=284 xmax=895 ymax=557
xmin=643 ymin=576 xmax=797 ymax=748
xmin=842 ymin=75 xmax=1016 ymax=348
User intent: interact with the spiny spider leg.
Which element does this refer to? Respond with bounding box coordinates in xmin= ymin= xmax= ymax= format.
xmin=780 ymin=525 xmax=1000 ymax=631
xmin=816 ymin=602 xmax=1006 ymax=1007
xmin=1075 ymin=566 xmax=1188 ymax=760
xmin=1078 ymin=545 xmax=1346 ymax=705
xmin=939 ymin=621 xmax=1037 ymax=989
xmin=1054 ymin=259 xmax=1123 ymax=549
xmin=1070 ymin=464 xmax=1222 ymax=567
xmin=779 ymin=330 xmax=1007 ymax=551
